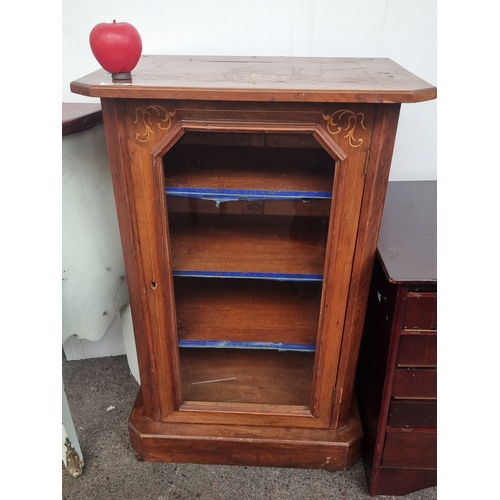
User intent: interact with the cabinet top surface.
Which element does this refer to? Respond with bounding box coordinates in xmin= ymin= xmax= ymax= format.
xmin=378 ymin=181 xmax=437 ymax=284
xmin=70 ymin=55 xmax=436 ymax=103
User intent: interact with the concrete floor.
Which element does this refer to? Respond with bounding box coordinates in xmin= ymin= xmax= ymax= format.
xmin=62 ymin=355 xmax=437 ymax=500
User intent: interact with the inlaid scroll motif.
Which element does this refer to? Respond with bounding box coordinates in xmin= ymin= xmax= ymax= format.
xmin=322 ymin=110 xmax=366 ymax=148
xmin=134 ymin=105 xmax=176 ymax=143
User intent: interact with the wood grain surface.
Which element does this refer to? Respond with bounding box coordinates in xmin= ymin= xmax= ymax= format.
xmin=71 ymin=55 xmax=437 ymax=103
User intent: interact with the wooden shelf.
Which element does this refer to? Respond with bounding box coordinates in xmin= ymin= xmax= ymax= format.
xmin=168 ymin=213 xmax=329 ymax=277
xmin=164 ymin=143 xmax=334 ymax=196
xmin=179 ymin=348 xmax=315 ymax=406
xmin=174 ymin=277 xmax=321 ymax=346
xmin=166 ymin=196 xmax=332 ymax=217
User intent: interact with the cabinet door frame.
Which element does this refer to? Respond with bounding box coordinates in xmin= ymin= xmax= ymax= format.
xmin=102 ymin=99 xmax=377 ymax=429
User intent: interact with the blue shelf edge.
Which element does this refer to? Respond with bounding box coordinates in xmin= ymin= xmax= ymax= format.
xmin=172 ymin=270 xmax=323 ymax=281
xmin=178 ymin=340 xmax=316 ymax=352
xmin=166 ymin=187 xmax=331 ymax=202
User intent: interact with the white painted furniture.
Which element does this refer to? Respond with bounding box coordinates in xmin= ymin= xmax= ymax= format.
xmin=62 ymin=104 xmax=139 ymax=476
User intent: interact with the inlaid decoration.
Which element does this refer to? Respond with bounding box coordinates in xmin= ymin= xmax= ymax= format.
xmin=134 ymin=105 xmax=176 ymax=143
xmin=322 ymin=110 xmax=366 ymax=148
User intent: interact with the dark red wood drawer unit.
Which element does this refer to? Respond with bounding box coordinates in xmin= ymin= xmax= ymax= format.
xmin=355 ymin=180 xmax=437 ymax=497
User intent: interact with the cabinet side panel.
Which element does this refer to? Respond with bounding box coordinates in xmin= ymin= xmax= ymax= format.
xmin=101 ymin=99 xmax=180 ymax=419
xmin=355 ymin=257 xmax=399 ymax=488
xmin=100 ymin=99 xmax=161 ymax=418
xmin=331 ymin=104 xmax=401 ymax=429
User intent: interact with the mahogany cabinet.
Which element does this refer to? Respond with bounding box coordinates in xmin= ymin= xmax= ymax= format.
xmin=355 ymin=181 xmax=437 ymax=495
xmin=71 ymin=56 xmax=436 ymax=471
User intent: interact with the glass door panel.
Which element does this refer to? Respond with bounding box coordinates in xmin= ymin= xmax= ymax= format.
xmin=163 ymin=132 xmax=335 ymax=408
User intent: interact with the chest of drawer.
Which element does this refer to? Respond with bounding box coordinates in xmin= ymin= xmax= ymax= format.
xmin=355 ymin=181 xmax=437 ymax=496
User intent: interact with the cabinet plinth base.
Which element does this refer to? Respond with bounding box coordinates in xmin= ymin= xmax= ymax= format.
xmin=128 ymin=391 xmax=363 ymax=471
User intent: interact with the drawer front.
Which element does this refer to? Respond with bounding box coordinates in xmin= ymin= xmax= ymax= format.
xmin=382 ymin=430 xmax=437 ymax=469
xmin=388 ymin=401 xmax=437 ymax=428
xmin=397 ymin=333 xmax=437 ymax=367
xmin=392 ymin=369 xmax=437 ymax=399
xmin=374 ymin=468 xmax=437 ymax=496
xmin=403 ymin=293 xmax=437 ymax=330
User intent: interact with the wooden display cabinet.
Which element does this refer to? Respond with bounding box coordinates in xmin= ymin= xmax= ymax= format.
xmin=71 ymin=56 xmax=436 ymax=471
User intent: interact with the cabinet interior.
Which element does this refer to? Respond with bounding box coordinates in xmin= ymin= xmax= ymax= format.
xmin=163 ymin=131 xmax=335 ymax=407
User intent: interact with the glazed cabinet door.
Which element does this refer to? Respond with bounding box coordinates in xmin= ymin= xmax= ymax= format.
xmin=102 ymin=99 xmax=373 ymax=429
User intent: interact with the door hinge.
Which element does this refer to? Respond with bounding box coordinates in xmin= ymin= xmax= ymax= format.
xmin=363 ymin=150 xmax=371 ymax=176
xmin=331 ymin=388 xmax=337 ymax=404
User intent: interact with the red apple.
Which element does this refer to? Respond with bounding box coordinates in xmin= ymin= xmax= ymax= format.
xmin=89 ymin=20 xmax=142 ymax=78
